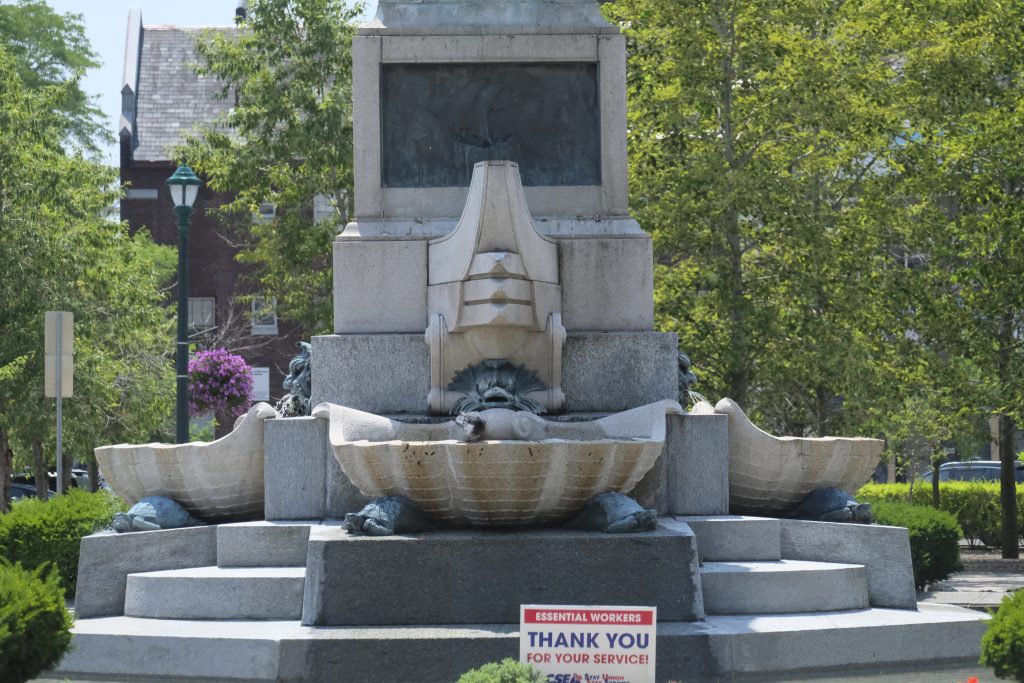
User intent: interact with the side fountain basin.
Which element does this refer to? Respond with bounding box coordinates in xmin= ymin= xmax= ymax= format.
xmin=704 ymin=398 xmax=884 ymax=515
xmin=313 ymin=400 xmax=682 ymax=526
xmin=94 ymin=403 xmax=278 ymax=523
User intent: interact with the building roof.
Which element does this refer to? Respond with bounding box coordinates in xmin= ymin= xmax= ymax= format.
xmin=122 ymin=11 xmax=237 ymax=164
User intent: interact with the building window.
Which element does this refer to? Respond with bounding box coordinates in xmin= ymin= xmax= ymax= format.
xmin=188 ymin=297 xmax=216 ymax=330
xmin=251 ymin=296 xmax=278 ymax=335
xmin=257 ymin=202 xmax=276 ymax=222
xmin=124 ymin=188 xmax=159 ymax=200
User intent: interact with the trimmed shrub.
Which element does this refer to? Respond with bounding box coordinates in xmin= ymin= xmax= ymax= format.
xmin=859 ymin=482 xmax=1024 ymax=547
xmin=0 ymin=560 xmax=74 ymax=683
xmin=980 ymin=589 xmax=1024 ymax=682
xmin=457 ymin=658 xmax=545 ymax=683
xmin=872 ymin=501 xmax=962 ymax=590
xmin=0 ymin=489 xmax=125 ymax=594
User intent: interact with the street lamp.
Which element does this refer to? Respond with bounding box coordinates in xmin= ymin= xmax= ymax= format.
xmin=166 ymin=164 xmax=202 ymax=443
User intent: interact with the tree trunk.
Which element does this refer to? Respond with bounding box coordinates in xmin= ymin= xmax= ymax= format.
xmin=87 ymin=459 xmax=100 ymax=493
xmin=60 ymin=448 xmax=72 ymax=492
xmin=32 ymin=439 xmax=49 ymax=501
xmin=998 ymin=414 xmax=1019 ymax=559
xmin=931 ymin=459 xmax=941 ymax=509
xmin=0 ymin=428 xmax=11 ymax=512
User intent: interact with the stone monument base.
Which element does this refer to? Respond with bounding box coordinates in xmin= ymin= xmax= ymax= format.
xmin=57 ymin=516 xmax=988 ymax=682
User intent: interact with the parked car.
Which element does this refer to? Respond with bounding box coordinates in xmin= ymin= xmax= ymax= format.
xmin=8 ymin=482 xmax=56 ymax=501
xmin=921 ymin=460 xmax=1024 ymax=483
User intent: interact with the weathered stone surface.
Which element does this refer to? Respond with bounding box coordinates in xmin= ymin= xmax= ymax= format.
xmin=313 ymin=331 xmax=678 ymax=414
xmin=124 ymin=566 xmax=306 ymax=620
xmin=665 ymin=413 xmax=730 ymax=515
xmin=558 ymin=235 xmax=654 ymax=331
xmin=669 ymin=515 xmax=781 ymax=562
xmin=717 ymin=398 xmax=883 ymax=515
xmin=561 ymin=331 xmax=678 ymax=412
xmin=780 ymin=519 xmax=919 ymax=610
xmin=314 ymin=400 xmax=681 ymax=526
xmin=425 ymin=161 xmax=565 ymax=414
xmin=74 ymin=526 xmax=216 ymax=618
xmin=95 ymin=403 xmax=276 ymax=522
xmin=216 ymin=522 xmax=312 ymax=567
xmin=302 ymin=523 xmax=704 ymax=626
xmin=333 ymin=238 xmax=427 ymax=334
xmin=700 ymin=559 xmax=868 ymax=615
xmin=264 ymin=417 xmax=328 ymax=520
xmin=311 ymin=334 xmax=431 ymax=414
xmin=56 ymin=605 xmax=989 ymax=682
xmin=350 ymin=20 xmax=631 ymax=230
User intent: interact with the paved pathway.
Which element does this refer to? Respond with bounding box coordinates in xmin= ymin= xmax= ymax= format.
xmin=919 ymin=549 xmax=1024 ymax=611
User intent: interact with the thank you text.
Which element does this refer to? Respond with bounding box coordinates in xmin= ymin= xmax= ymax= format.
xmin=519 ymin=605 xmax=656 ymax=683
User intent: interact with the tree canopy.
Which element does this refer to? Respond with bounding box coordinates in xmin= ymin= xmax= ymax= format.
xmin=0 ymin=29 xmax=175 ymax=502
xmin=605 ymin=0 xmax=1023 ymax=466
xmin=0 ymin=0 xmax=107 ymax=153
xmin=179 ymin=0 xmax=362 ymax=334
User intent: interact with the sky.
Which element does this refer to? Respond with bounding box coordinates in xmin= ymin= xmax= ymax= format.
xmin=44 ymin=1 xmax=375 ymax=165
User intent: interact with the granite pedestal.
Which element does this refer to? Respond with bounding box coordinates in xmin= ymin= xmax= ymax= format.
xmin=301 ymin=523 xmax=704 ymax=626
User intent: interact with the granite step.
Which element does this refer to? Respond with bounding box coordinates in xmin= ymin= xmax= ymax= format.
xmin=123 ymin=566 xmax=306 ymax=620
xmin=701 ymin=559 xmax=868 ymax=614
xmin=54 ymin=605 xmax=988 ymax=682
xmin=668 ymin=515 xmax=781 ymax=561
xmin=216 ymin=520 xmax=314 ymax=567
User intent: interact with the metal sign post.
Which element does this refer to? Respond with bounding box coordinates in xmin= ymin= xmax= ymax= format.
xmin=44 ymin=312 xmax=73 ymax=494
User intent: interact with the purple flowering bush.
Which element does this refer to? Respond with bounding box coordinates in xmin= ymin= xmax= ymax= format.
xmin=188 ymin=348 xmax=254 ymax=420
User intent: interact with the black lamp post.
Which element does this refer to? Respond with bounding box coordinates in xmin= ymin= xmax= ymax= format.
xmin=166 ymin=164 xmax=202 ymax=443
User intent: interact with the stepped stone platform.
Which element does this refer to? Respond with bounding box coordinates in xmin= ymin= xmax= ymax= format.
xmin=54 ymin=516 xmax=990 ymax=682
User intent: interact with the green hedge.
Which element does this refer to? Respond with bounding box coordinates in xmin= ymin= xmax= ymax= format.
xmin=456 ymin=659 xmax=544 ymax=683
xmin=872 ymin=501 xmax=963 ymax=590
xmin=0 ymin=560 xmax=74 ymax=683
xmin=859 ymin=482 xmax=1024 ymax=547
xmin=0 ymin=489 xmax=125 ymax=595
xmin=981 ymin=589 xmax=1024 ymax=682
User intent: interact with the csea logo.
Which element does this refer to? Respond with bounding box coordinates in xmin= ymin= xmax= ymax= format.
xmin=545 ymin=675 xmax=583 ymax=683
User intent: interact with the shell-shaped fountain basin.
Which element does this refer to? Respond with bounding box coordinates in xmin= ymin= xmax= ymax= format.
xmin=312 ymin=400 xmax=683 ymax=527
xmin=94 ymin=403 xmax=278 ymax=523
xmin=700 ymin=398 xmax=883 ymax=516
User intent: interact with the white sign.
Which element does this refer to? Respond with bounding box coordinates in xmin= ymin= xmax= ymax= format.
xmin=44 ymin=311 xmax=73 ymax=397
xmin=251 ymin=367 xmax=270 ymax=401
xmin=520 ymin=605 xmax=656 ymax=683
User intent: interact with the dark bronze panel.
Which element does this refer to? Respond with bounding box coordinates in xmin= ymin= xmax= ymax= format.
xmin=381 ymin=62 xmax=600 ymax=188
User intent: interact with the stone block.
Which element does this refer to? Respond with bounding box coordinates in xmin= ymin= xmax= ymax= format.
xmin=264 ymin=417 xmax=328 ymax=520
xmin=313 ymin=331 xmax=677 ymax=415
xmin=333 ymin=238 xmax=427 ymax=334
xmin=779 ymin=519 xmax=919 ymax=610
xmin=561 ymin=331 xmax=677 ymax=412
xmin=311 ymin=333 xmax=431 ymax=414
xmin=557 ymin=235 xmax=653 ymax=331
xmin=670 ymin=515 xmax=781 ymax=562
xmin=665 ymin=413 xmax=729 ymax=515
xmin=74 ymin=526 xmax=216 ymax=618
xmin=700 ymin=560 xmax=868 ymax=615
xmin=124 ymin=566 xmax=306 ymax=620
xmin=216 ymin=522 xmax=312 ymax=567
xmin=302 ymin=523 xmax=704 ymax=626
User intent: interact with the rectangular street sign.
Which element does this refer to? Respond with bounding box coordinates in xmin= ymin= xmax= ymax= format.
xmin=520 ymin=605 xmax=656 ymax=683
xmin=44 ymin=311 xmax=73 ymax=397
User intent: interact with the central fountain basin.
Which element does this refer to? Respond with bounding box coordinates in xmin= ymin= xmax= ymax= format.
xmin=314 ymin=400 xmax=682 ymax=526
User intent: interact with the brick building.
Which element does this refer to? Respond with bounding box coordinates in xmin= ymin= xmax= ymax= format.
xmin=119 ymin=7 xmax=304 ymax=426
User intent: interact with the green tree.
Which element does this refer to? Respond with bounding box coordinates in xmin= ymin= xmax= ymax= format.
xmin=890 ymin=0 xmax=1024 ymax=555
xmin=179 ymin=0 xmax=362 ymax=334
xmin=605 ymin=0 xmax=924 ymax=436
xmin=0 ymin=0 xmax=107 ymax=152
xmin=0 ymin=47 xmax=175 ymax=506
